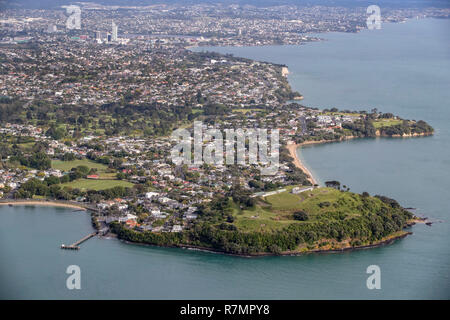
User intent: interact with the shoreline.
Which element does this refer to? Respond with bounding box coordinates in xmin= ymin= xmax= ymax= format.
xmin=286 ymin=139 xmax=344 ymax=185
xmin=286 ymin=133 xmax=432 ymax=186
xmin=1 ymin=201 xmax=424 ymax=258
xmin=115 ymin=229 xmax=414 ymax=258
xmin=287 ymin=141 xmax=318 ymax=185
xmin=0 ymin=200 xmax=87 ymax=211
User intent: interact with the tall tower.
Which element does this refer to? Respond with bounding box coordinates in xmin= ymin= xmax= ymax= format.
xmin=112 ymin=21 xmax=118 ymax=42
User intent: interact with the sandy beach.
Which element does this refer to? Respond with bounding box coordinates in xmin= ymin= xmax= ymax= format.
xmin=0 ymin=200 xmax=86 ymax=210
xmin=287 ymin=136 xmax=359 ymax=186
xmin=287 ymin=142 xmax=319 ymax=185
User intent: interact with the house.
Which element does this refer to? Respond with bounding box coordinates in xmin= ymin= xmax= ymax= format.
xmin=171 ymin=225 xmax=183 ymax=232
xmin=97 ymin=201 xmax=115 ymax=210
xmin=125 ymin=220 xmax=137 ymax=228
xmin=158 ymin=197 xmax=172 ymax=204
xmin=145 ymin=192 xmax=159 ymax=200
xmin=184 ymin=213 xmax=198 ymax=220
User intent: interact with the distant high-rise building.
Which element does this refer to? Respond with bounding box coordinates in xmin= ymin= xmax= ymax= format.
xmin=112 ymin=21 xmax=118 ymax=42
xmin=107 ymin=34 xmax=112 ymax=43
xmin=94 ymin=31 xmax=102 ymax=43
xmin=47 ymin=24 xmax=57 ymax=33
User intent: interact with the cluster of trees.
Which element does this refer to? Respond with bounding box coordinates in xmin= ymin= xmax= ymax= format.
xmin=203 ymin=103 xmax=231 ymax=116
xmin=293 ymin=211 xmax=309 ymax=221
xmin=248 ymin=179 xmax=283 ymax=192
xmin=0 ymin=98 xmax=195 ymax=138
xmin=378 ymin=120 xmax=433 ymax=136
xmin=46 ymin=125 xmax=67 ymax=140
xmin=195 ymin=196 xmax=234 ymax=224
xmin=65 ymin=165 xmax=97 ymax=181
xmin=14 ymin=177 xmax=70 ymax=199
xmin=10 ymin=152 xmax=51 ymax=170
xmin=0 ymin=97 xmax=23 ymax=123
xmin=230 ymin=187 xmax=255 ymax=209
xmin=14 ymin=175 xmax=138 ymax=201
xmin=342 ymin=119 xmax=377 ymax=137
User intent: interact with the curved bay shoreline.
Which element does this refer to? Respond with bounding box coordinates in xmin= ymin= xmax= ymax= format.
xmin=286 ymin=132 xmax=432 ymax=187
xmin=0 ymin=200 xmax=87 ymax=211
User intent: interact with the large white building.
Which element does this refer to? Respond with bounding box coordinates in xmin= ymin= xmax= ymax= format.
xmin=111 ymin=21 xmax=118 ymax=42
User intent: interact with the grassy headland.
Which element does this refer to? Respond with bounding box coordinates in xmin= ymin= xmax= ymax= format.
xmin=110 ymin=187 xmax=419 ymax=256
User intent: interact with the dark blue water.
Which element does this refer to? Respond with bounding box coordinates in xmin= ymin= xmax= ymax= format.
xmin=1 ymin=18 xmax=449 ymax=299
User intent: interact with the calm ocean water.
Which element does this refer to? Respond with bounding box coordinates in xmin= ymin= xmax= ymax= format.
xmin=1 ymin=18 xmax=449 ymax=299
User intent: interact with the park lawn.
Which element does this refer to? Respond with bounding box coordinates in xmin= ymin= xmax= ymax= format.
xmin=192 ymin=108 xmax=204 ymax=114
xmin=232 ymin=108 xmax=263 ymax=114
xmin=16 ymin=142 xmax=36 ymax=151
xmin=98 ymin=172 xmax=118 ymax=179
xmin=51 ymin=159 xmax=108 ymax=172
xmin=372 ymin=119 xmax=403 ymax=129
xmin=232 ymin=187 xmax=373 ymax=232
xmin=234 ymin=206 xmax=302 ymax=232
xmin=61 ymin=179 xmax=133 ymax=191
xmin=292 ymin=188 xmax=367 ymax=218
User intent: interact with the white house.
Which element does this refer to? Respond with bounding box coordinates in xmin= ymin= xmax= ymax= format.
xmin=171 ymin=225 xmax=183 ymax=232
xmin=145 ymin=192 xmax=159 ymax=200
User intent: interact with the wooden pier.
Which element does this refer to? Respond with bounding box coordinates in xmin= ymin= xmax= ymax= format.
xmin=61 ymin=232 xmax=97 ymax=250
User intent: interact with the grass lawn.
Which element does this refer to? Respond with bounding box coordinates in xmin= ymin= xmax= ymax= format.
xmin=192 ymin=108 xmax=204 ymax=114
xmin=51 ymin=159 xmax=108 ymax=172
xmin=232 ymin=108 xmax=263 ymax=114
xmin=372 ymin=119 xmax=403 ymax=129
xmin=61 ymin=179 xmax=133 ymax=191
xmin=232 ymin=187 xmax=375 ymax=232
xmin=97 ymin=172 xmax=118 ymax=180
xmin=17 ymin=142 xmax=36 ymax=151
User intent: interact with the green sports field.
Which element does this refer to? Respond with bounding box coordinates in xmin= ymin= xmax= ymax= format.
xmin=61 ymin=179 xmax=134 ymax=191
xmin=51 ymin=159 xmax=108 ymax=172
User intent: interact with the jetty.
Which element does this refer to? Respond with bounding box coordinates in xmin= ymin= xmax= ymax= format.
xmin=61 ymin=232 xmax=98 ymax=250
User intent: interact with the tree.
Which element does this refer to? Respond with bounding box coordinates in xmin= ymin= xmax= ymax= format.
xmin=293 ymin=211 xmax=309 ymax=221
xmin=27 ymin=152 xmax=51 ymax=170
xmin=45 ymin=175 xmax=60 ymax=186
xmin=325 ymin=180 xmax=341 ymax=190
xmin=116 ymin=172 xmax=126 ymax=180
